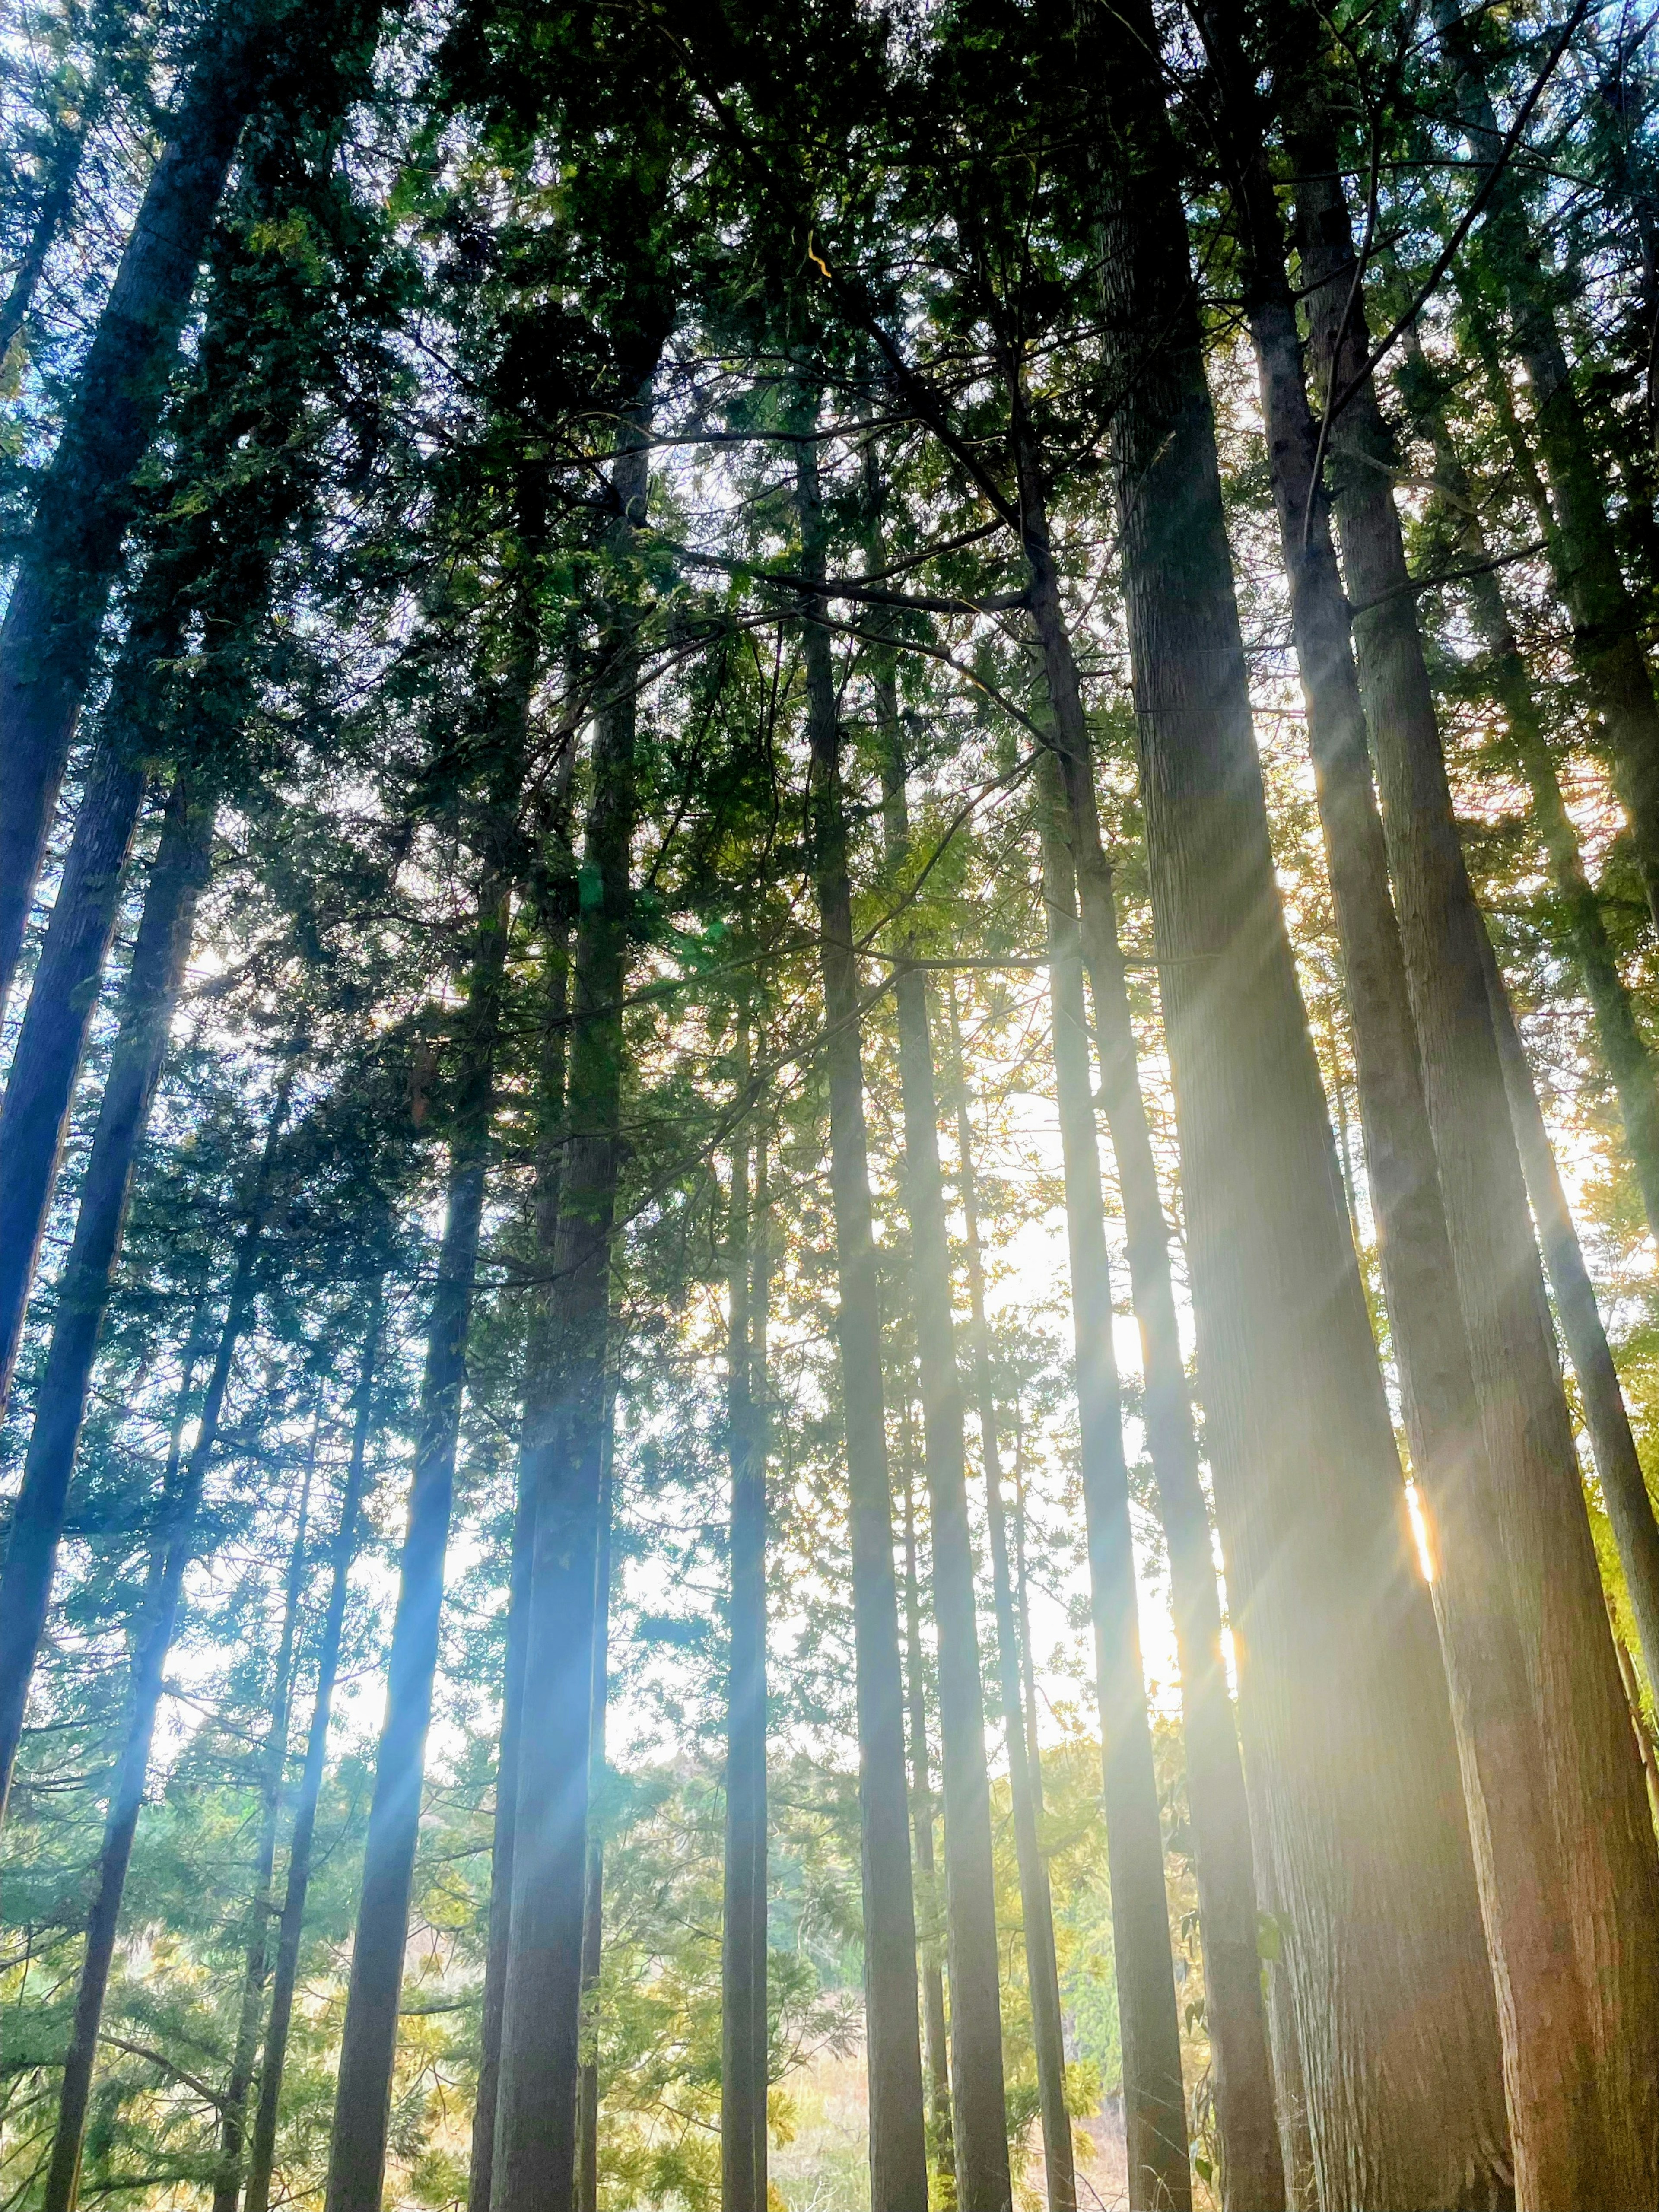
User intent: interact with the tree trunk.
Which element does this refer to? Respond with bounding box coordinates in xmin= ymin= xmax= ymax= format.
xmin=244 ymin=1284 xmax=384 ymax=2212
xmin=0 ymin=764 xmax=211 ymax=1827
xmin=1084 ymin=13 xmax=1512 ymax=2200
xmin=1433 ymin=0 xmax=1659 ymax=940
xmin=945 ymin=984 xmax=1075 ymax=2212
xmin=881 ymin=747 xmax=1011 ymax=2212
xmin=1478 ymin=928 xmax=1659 ymax=1691
xmin=0 ymin=13 xmax=265 ymax=1015
xmin=1010 ymin=401 xmax=1281 ymax=2209
xmin=1290 ymin=65 xmax=1659 ymax=2202
xmin=575 ymin=1417 xmax=615 ymax=2212
xmin=491 ymin=415 xmax=651 ymax=2212
xmin=1195 ymin=13 xmax=1601 ymax=2196
xmin=1408 ymin=345 xmax=1659 ymax=1247
xmin=1036 ymin=762 xmax=1191 ymax=2212
xmin=470 ymin=720 xmax=575 ymax=2212
xmin=324 ymin=874 xmax=511 ymax=2212
xmin=0 ymin=725 xmax=156 ymax=1414
xmin=0 ymin=99 xmax=89 ymax=366
xmin=210 ymin=1426 xmax=315 ymax=2212
xmin=900 ymin=1440 xmax=955 ymax=2196
xmin=794 ymin=426 xmax=929 ymax=2212
xmin=42 ymin=1073 xmax=288 ymax=2212
xmin=723 ymin=1096 xmax=769 ymax=2212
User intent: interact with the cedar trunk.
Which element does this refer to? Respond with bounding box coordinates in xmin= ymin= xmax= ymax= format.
xmin=244 ymin=1287 xmax=384 ymax=2212
xmin=1084 ymin=9 xmax=1512 ymax=2199
xmin=324 ymin=877 xmax=510 ymax=2212
xmin=796 ymin=429 xmax=930 ymax=2212
xmin=0 ymin=767 xmax=211 ymax=1826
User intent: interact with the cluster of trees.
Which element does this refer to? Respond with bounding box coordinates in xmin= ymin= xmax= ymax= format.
xmin=2 ymin=0 xmax=1659 ymax=2206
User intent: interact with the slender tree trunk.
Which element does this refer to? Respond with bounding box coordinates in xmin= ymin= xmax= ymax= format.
xmin=723 ymin=1094 xmax=769 ymax=2212
xmin=211 ymin=1429 xmax=315 ymax=2212
xmin=1478 ymin=928 xmax=1659 ymax=1688
xmin=1406 ymin=346 xmax=1659 ymax=1246
xmin=42 ymin=1075 xmax=287 ymax=2212
xmin=945 ymin=985 xmax=1074 ymax=2212
xmin=1083 ymin=13 xmax=1511 ymax=2200
xmin=794 ymin=426 xmax=929 ymax=2211
xmin=0 ymin=13 xmax=267 ymax=1015
xmin=324 ymin=873 xmax=511 ymax=2212
xmin=470 ymin=721 xmax=575 ymax=2212
xmin=492 ymin=413 xmax=652 ymax=2212
xmin=574 ymin=1419 xmax=615 ymax=2212
xmin=900 ymin=1440 xmax=955 ymax=2197
xmin=1257 ymin=1874 xmax=1318 ymax=2212
xmin=244 ymin=1285 xmax=384 ymax=2212
xmin=1195 ymin=15 xmax=1601 ymax=2196
xmin=0 ymin=102 xmax=89 ymax=366
xmin=1036 ymin=763 xmax=1190 ymax=2212
xmin=1012 ymin=397 xmax=1281 ymax=2204
xmin=1290 ymin=65 xmax=1659 ymax=2202
xmin=880 ymin=749 xmax=1011 ymax=2212
xmin=0 ymin=607 xmax=181 ymax=1412
xmin=1433 ymin=0 xmax=1659 ymax=938
xmin=0 ymin=766 xmax=211 ymax=1827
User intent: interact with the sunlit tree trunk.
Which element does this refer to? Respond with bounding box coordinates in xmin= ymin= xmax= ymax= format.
xmin=492 ymin=415 xmax=652 ymax=2212
xmin=1195 ymin=9 xmax=1601 ymax=2195
xmin=324 ymin=871 xmax=511 ymax=2212
xmin=945 ymin=983 xmax=1075 ymax=2212
xmin=43 ymin=1073 xmax=290 ymax=2212
xmin=722 ymin=1084 xmax=770 ymax=2212
xmin=0 ymin=765 xmax=211 ymax=1827
xmin=1081 ymin=10 xmax=1511 ymax=2199
xmin=899 ymin=1438 xmax=955 ymax=2196
xmin=880 ymin=737 xmax=1011 ymax=2212
xmin=1288 ymin=60 xmax=1659 ymax=2201
xmin=210 ymin=1428 xmax=316 ymax=2212
xmin=1036 ymin=759 xmax=1191 ymax=2212
xmin=575 ymin=1417 xmax=615 ymax=2212
xmin=794 ymin=426 xmax=929 ymax=2211
xmin=1008 ymin=372 xmax=1278 ymax=2209
xmin=244 ymin=1284 xmax=384 ymax=2212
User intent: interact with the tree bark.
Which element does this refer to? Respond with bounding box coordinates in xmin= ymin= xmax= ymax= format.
xmin=0 ymin=13 xmax=265 ymax=1015
xmin=1036 ymin=761 xmax=1191 ymax=2212
xmin=324 ymin=874 xmax=510 ymax=2212
xmin=1009 ymin=400 xmax=1281 ymax=2210
xmin=1478 ymin=928 xmax=1659 ymax=1691
xmin=0 ymin=96 xmax=89 ymax=367
xmin=881 ymin=747 xmax=1011 ymax=2212
xmin=0 ymin=764 xmax=211 ymax=1827
xmin=945 ymin=983 xmax=1075 ymax=2212
xmin=491 ymin=417 xmax=651 ymax=2212
xmin=794 ymin=426 xmax=930 ymax=2212
xmin=899 ymin=1438 xmax=955 ymax=2193
xmin=0 ymin=612 xmax=178 ymax=1414
xmin=1082 ymin=12 xmax=1512 ymax=2201
xmin=1289 ymin=64 xmax=1659 ymax=2202
xmin=722 ymin=1096 xmax=770 ymax=2212
xmin=243 ymin=1284 xmax=384 ymax=2212
xmin=1194 ymin=12 xmax=1602 ymax=2196
xmin=575 ymin=1415 xmax=616 ymax=2212
xmin=1433 ymin=0 xmax=1659 ymax=939
xmin=210 ymin=1427 xmax=316 ymax=2212
xmin=42 ymin=1071 xmax=288 ymax=2212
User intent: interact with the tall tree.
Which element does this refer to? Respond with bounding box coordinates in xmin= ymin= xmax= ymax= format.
xmin=792 ymin=424 xmax=930 ymax=2212
xmin=323 ymin=861 xmax=513 ymax=2212
xmin=1076 ymin=4 xmax=1512 ymax=2199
